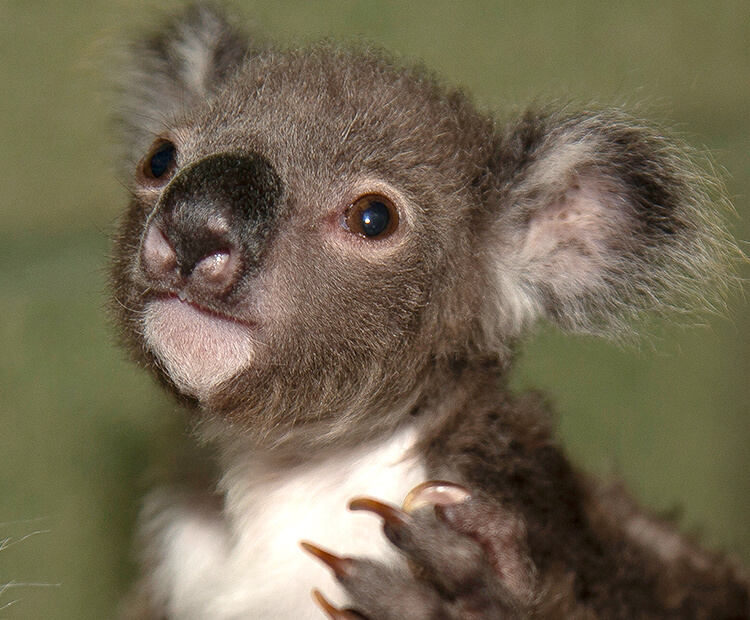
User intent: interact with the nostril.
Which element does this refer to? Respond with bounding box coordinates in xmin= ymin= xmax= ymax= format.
xmin=193 ymin=248 xmax=239 ymax=290
xmin=141 ymin=222 xmax=178 ymax=280
xmin=141 ymin=219 xmax=242 ymax=297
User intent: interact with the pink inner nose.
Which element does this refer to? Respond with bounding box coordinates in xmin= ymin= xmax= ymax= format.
xmin=141 ymin=223 xmax=177 ymax=280
xmin=192 ymin=248 xmax=238 ymax=288
xmin=141 ymin=222 xmax=241 ymax=296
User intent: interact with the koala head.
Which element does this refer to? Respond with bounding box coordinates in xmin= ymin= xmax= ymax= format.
xmin=111 ymin=5 xmax=732 ymax=449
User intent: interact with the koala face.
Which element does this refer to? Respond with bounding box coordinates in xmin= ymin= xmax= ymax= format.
xmin=112 ymin=49 xmax=497 ymax=446
xmin=111 ymin=7 xmax=732 ymax=450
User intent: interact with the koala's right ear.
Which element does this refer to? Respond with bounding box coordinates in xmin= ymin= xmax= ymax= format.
xmin=119 ymin=3 xmax=250 ymax=167
xmin=480 ymin=109 xmax=736 ymax=341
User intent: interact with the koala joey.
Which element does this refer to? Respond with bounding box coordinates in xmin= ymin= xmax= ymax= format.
xmin=112 ymin=4 xmax=749 ymax=619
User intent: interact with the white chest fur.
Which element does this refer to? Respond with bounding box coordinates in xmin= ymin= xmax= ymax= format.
xmin=142 ymin=427 xmax=427 ymax=619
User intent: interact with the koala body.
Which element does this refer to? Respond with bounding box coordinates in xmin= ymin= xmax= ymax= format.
xmin=113 ymin=5 xmax=749 ymax=619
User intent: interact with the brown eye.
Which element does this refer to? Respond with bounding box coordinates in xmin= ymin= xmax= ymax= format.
xmin=343 ymin=194 xmax=399 ymax=239
xmin=138 ymin=139 xmax=177 ymax=182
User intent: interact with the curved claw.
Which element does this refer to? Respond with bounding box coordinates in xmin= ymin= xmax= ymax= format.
xmin=311 ymin=589 xmax=365 ymax=619
xmin=402 ymin=480 xmax=471 ymax=514
xmin=348 ymin=497 xmax=410 ymax=529
xmin=300 ymin=541 xmax=355 ymax=581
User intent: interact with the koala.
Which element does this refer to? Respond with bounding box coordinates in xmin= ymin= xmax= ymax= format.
xmin=111 ymin=4 xmax=749 ymax=619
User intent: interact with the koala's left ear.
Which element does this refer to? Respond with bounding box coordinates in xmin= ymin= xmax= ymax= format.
xmin=119 ymin=3 xmax=250 ymax=168
xmin=483 ymin=109 xmax=735 ymax=338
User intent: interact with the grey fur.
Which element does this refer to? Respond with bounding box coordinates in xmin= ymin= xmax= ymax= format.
xmin=111 ymin=4 xmax=747 ymax=619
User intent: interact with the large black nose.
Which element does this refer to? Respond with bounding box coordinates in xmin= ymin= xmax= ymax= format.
xmin=139 ymin=152 xmax=282 ymax=300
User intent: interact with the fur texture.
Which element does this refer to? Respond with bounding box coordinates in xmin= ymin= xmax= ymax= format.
xmin=112 ymin=4 xmax=747 ymax=619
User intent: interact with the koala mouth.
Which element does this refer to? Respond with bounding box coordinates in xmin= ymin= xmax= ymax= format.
xmin=143 ymin=296 xmax=257 ymax=398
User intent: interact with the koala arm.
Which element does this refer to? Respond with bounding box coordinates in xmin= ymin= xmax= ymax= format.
xmin=428 ymin=391 xmax=749 ymax=619
xmin=305 ymin=384 xmax=748 ymax=620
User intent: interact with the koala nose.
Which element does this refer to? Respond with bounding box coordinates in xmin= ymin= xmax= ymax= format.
xmin=138 ymin=152 xmax=282 ymax=301
xmin=141 ymin=220 xmax=241 ymax=297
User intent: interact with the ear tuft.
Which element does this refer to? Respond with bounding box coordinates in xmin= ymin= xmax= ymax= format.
xmin=118 ymin=2 xmax=250 ymax=168
xmin=484 ymin=109 xmax=739 ymax=340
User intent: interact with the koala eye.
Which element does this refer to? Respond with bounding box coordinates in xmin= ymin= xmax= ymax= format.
xmin=343 ymin=194 xmax=399 ymax=239
xmin=139 ymin=140 xmax=177 ymax=182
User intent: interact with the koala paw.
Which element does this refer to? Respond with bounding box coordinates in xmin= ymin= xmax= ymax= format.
xmin=302 ymin=481 xmax=537 ymax=620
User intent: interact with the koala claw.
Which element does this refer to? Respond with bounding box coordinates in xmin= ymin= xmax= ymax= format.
xmin=301 ymin=542 xmax=355 ymax=581
xmin=348 ymin=497 xmax=411 ymax=528
xmin=312 ymin=590 xmax=367 ymax=620
xmin=402 ymin=481 xmax=472 ymax=513
xmin=305 ymin=488 xmax=520 ymax=620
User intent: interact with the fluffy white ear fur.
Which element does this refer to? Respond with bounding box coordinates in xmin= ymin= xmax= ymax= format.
xmin=119 ymin=4 xmax=248 ymax=168
xmin=491 ymin=145 xmax=631 ymax=336
xmin=485 ymin=112 xmax=736 ymax=340
xmin=166 ymin=7 xmax=236 ymax=100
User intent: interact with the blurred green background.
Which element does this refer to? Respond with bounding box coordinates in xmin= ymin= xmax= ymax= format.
xmin=1 ymin=0 xmax=748 ymax=618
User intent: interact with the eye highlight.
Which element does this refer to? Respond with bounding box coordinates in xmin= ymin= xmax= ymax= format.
xmin=139 ymin=139 xmax=177 ymax=182
xmin=343 ymin=194 xmax=399 ymax=240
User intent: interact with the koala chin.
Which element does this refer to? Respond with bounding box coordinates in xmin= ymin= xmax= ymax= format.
xmin=143 ymin=297 xmax=257 ymax=398
xmin=111 ymin=4 xmax=748 ymax=619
